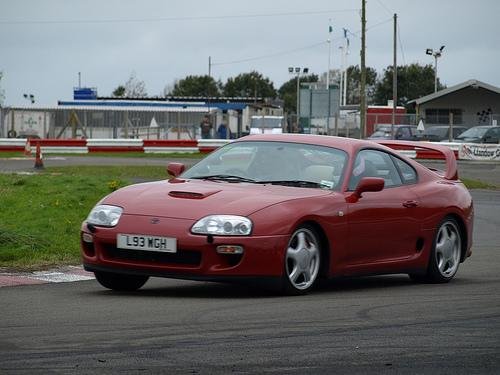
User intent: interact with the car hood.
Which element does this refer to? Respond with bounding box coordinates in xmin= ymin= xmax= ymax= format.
xmin=102 ymin=179 xmax=333 ymax=219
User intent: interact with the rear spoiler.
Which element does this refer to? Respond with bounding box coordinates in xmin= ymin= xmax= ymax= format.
xmin=374 ymin=140 xmax=458 ymax=180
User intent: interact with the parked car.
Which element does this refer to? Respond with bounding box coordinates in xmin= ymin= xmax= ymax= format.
xmin=453 ymin=125 xmax=500 ymax=144
xmin=417 ymin=125 xmax=467 ymax=142
xmin=82 ymin=134 xmax=473 ymax=294
xmin=368 ymin=125 xmax=419 ymax=140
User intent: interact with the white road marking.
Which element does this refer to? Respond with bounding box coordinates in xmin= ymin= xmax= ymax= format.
xmin=0 ymin=266 xmax=95 ymax=287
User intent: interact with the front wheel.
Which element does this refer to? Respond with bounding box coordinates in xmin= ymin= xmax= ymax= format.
xmin=410 ymin=217 xmax=462 ymax=283
xmin=283 ymin=225 xmax=321 ymax=295
xmin=94 ymin=271 xmax=149 ymax=291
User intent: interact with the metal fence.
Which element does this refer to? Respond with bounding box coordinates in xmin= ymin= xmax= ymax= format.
xmin=2 ymin=106 xmax=498 ymax=140
xmin=0 ymin=107 xmax=212 ymax=140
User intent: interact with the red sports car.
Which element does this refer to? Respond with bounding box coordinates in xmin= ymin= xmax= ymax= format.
xmin=81 ymin=134 xmax=473 ymax=294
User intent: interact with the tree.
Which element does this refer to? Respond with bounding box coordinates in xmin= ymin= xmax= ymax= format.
xmin=345 ymin=65 xmax=378 ymax=105
xmin=168 ymin=75 xmax=221 ymax=97
xmin=112 ymin=85 xmax=126 ymax=97
xmin=123 ymin=71 xmax=147 ymax=97
xmin=373 ymin=63 xmax=445 ymax=109
xmin=278 ymin=74 xmax=319 ymax=113
xmin=223 ymin=71 xmax=276 ymax=98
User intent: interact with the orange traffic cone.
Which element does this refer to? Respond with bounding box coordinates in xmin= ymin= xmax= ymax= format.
xmin=34 ymin=143 xmax=44 ymax=169
xmin=24 ymin=139 xmax=31 ymax=156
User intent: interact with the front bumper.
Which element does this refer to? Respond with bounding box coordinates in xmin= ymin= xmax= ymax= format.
xmin=81 ymin=215 xmax=289 ymax=279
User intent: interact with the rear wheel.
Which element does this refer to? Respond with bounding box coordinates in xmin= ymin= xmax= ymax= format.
xmin=94 ymin=271 xmax=149 ymax=291
xmin=410 ymin=217 xmax=462 ymax=283
xmin=283 ymin=225 xmax=321 ymax=295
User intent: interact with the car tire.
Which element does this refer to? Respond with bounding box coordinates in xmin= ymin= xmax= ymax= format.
xmin=410 ymin=217 xmax=462 ymax=283
xmin=282 ymin=225 xmax=321 ymax=295
xmin=94 ymin=271 xmax=149 ymax=291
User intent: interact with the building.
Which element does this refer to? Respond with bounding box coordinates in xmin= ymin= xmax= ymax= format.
xmin=0 ymin=88 xmax=284 ymax=139
xmin=409 ymin=79 xmax=500 ymax=126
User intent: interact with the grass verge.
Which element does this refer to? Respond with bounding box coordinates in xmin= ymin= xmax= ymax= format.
xmin=0 ymin=166 xmax=167 ymax=270
xmin=461 ymin=178 xmax=498 ymax=190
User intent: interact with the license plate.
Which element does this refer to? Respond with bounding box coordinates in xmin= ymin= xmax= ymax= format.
xmin=117 ymin=234 xmax=177 ymax=253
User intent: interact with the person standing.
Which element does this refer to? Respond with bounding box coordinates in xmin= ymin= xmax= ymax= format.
xmin=217 ymin=122 xmax=231 ymax=139
xmin=200 ymin=115 xmax=213 ymax=139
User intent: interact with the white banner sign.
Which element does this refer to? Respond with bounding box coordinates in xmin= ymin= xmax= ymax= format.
xmin=459 ymin=143 xmax=500 ymax=161
xmin=13 ymin=111 xmax=47 ymax=138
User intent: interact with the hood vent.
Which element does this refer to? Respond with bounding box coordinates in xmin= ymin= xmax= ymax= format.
xmin=168 ymin=190 xmax=220 ymax=199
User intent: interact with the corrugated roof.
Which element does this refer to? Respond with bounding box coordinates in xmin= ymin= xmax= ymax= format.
xmin=7 ymin=104 xmax=213 ymax=113
xmin=408 ymin=79 xmax=500 ymax=105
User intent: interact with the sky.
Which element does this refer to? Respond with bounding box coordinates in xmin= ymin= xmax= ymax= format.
xmin=1 ymin=0 xmax=499 ymax=106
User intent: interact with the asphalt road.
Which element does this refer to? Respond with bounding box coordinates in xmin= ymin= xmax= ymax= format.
xmin=0 ymin=190 xmax=499 ymax=374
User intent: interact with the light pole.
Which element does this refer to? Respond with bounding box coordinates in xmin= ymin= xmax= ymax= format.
xmin=426 ymin=45 xmax=445 ymax=92
xmin=288 ymin=67 xmax=308 ymax=132
xmin=23 ymin=93 xmax=35 ymax=104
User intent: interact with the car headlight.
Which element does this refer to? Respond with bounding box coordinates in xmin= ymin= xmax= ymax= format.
xmin=86 ymin=205 xmax=123 ymax=227
xmin=191 ymin=215 xmax=252 ymax=236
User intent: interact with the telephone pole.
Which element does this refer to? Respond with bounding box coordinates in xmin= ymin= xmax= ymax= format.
xmin=359 ymin=0 xmax=367 ymax=139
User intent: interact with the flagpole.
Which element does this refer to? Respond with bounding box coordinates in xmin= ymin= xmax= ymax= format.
xmin=343 ymin=28 xmax=349 ymax=106
xmin=327 ymin=20 xmax=332 ymax=90
xmin=327 ymin=20 xmax=332 ymax=134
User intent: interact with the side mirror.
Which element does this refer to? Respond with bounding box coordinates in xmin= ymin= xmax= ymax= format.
xmin=346 ymin=177 xmax=385 ymax=203
xmin=167 ymin=162 xmax=185 ymax=177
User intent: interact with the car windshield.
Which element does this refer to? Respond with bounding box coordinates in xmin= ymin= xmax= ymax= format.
xmin=457 ymin=127 xmax=488 ymax=139
xmin=182 ymin=141 xmax=348 ymax=190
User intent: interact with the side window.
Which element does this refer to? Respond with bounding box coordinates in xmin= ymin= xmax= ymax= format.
xmin=392 ymin=156 xmax=418 ymax=184
xmin=399 ymin=127 xmax=410 ymax=138
xmin=490 ymin=127 xmax=500 ymax=141
xmin=348 ymin=149 xmax=402 ymax=190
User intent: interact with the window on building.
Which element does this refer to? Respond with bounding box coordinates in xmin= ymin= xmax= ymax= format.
xmin=425 ymin=109 xmax=463 ymax=125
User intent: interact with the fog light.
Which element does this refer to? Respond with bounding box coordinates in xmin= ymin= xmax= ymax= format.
xmin=82 ymin=233 xmax=94 ymax=243
xmin=216 ymin=245 xmax=244 ymax=255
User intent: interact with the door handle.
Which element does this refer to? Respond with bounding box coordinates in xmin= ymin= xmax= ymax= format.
xmin=403 ymin=200 xmax=418 ymax=208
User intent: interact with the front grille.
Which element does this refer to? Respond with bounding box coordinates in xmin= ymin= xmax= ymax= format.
xmin=103 ymin=245 xmax=201 ymax=266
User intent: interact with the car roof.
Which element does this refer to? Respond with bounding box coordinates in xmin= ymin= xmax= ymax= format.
xmin=378 ymin=124 xmax=415 ymax=128
xmin=237 ymin=133 xmax=379 ymax=154
xmin=426 ymin=125 xmax=466 ymax=128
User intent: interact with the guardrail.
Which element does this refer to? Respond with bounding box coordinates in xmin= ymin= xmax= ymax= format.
xmin=0 ymin=138 xmax=499 ymax=161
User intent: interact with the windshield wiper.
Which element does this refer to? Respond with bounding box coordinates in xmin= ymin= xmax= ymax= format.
xmin=191 ymin=174 xmax=257 ymax=183
xmin=257 ymin=180 xmax=323 ymax=188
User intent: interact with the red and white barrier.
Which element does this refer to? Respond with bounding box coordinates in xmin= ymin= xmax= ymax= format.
xmin=0 ymin=138 xmax=498 ymax=161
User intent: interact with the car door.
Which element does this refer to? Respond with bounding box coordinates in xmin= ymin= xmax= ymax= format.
xmin=344 ymin=149 xmax=421 ymax=267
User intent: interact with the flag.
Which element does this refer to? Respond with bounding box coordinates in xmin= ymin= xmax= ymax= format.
xmin=343 ymin=28 xmax=350 ymax=48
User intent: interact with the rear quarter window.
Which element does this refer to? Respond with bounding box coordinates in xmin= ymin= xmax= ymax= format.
xmin=392 ymin=156 xmax=418 ymax=184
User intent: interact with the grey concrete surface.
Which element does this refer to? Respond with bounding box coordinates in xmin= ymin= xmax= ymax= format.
xmin=0 ymin=190 xmax=498 ymax=374
xmin=0 ymin=156 xmax=198 ymax=171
